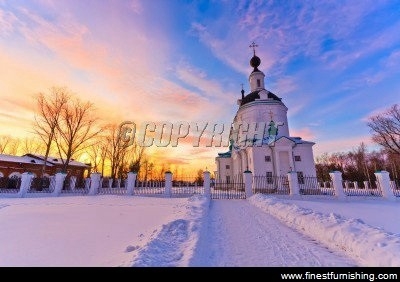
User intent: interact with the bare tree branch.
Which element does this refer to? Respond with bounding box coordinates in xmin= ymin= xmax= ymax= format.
xmin=33 ymin=87 xmax=70 ymax=176
xmin=367 ymin=104 xmax=400 ymax=155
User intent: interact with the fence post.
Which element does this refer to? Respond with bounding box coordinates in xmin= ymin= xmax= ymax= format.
xmin=19 ymin=172 xmax=34 ymax=197
xmin=89 ymin=173 xmax=101 ymax=195
xmin=244 ymin=170 xmax=253 ymax=198
xmin=375 ymin=171 xmax=396 ymax=201
xmin=52 ymin=172 xmax=67 ymax=196
xmin=288 ymin=171 xmax=300 ymax=197
xmin=164 ymin=171 xmax=172 ymax=197
xmin=203 ymin=171 xmax=211 ymax=198
xmin=126 ymin=172 xmax=137 ymax=196
xmin=329 ymin=171 xmax=345 ymax=199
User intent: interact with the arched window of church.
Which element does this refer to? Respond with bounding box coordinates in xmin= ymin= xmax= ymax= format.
xmin=257 ymin=79 xmax=261 ymax=87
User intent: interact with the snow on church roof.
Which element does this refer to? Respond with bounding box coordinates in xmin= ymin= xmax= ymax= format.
xmin=281 ymin=136 xmax=315 ymax=145
xmin=0 ymin=153 xmax=50 ymax=165
xmin=24 ymin=154 xmax=90 ymax=167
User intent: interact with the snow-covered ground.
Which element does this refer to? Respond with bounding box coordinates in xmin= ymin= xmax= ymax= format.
xmin=0 ymin=195 xmax=207 ymax=266
xmin=189 ymin=200 xmax=356 ymax=266
xmin=1 ymin=194 xmax=399 ymax=266
xmin=249 ymin=195 xmax=400 ymax=267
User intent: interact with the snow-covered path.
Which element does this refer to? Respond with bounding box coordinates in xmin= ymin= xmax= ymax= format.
xmin=191 ymin=200 xmax=357 ymax=267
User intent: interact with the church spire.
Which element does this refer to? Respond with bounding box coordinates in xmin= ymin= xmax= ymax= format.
xmin=249 ymin=41 xmax=261 ymax=72
xmin=248 ymin=42 xmax=265 ymax=91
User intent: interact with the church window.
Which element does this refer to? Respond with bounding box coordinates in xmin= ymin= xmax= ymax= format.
xmin=266 ymin=171 xmax=273 ymax=183
xmin=257 ymin=79 xmax=261 ymax=87
xmin=294 ymin=155 xmax=301 ymax=162
xmin=226 ymin=175 xmax=231 ymax=184
xmin=226 ymin=165 xmax=230 ymax=169
xmin=265 ymin=156 xmax=271 ymax=162
xmin=297 ymin=172 xmax=305 ymax=184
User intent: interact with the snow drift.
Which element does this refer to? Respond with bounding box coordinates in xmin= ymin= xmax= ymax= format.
xmin=249 ymin=194 xmax=400 ymax=267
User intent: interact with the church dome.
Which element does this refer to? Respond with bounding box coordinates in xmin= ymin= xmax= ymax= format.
xmin=250 ymin=55 xmax=261 ymax=72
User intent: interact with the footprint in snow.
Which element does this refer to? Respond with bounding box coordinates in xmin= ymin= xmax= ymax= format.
xmin=125 ymin=245 xmax=140 ymax=252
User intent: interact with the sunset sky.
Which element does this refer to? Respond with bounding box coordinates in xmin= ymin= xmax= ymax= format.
xmin=1 ymin=0 xmax=400 ymax=172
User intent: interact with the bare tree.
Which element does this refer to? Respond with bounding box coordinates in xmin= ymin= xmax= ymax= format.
xmin=0 ymin=135 xmax=12 ymax=154
xmin=33 ymin=87 xmax=69 ymax=176
xmin=20 ymin=136 xmax=46 ymax=155
xmin=125 ymin=142 xmax=146 ymax=178
xmin=367 ymin=104 xmax=400 ymax=155
xmin=54 ymin=97 xmax=100 ymax=173
xmin=86 ymin=135 xmax=106 ymax=173
xmin=102 ymin=124 xmax=131 ymax=179
xmin=6 ymin=138 xmax=20 ymax=155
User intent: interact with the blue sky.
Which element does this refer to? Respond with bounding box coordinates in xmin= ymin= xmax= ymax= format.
xmin=0 ymin=0 xmax=399 ymax=170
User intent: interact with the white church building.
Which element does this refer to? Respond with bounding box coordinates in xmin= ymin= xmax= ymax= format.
xmin=216 ymin=45 xmax=316 ymax=181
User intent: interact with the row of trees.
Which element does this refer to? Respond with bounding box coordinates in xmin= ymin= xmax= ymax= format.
xmin=316 ymin=143 xmax=400 ymax=182
xmin=0 ymin=135 xmax=45 ymax=155
xmin=0 ymin=87 xmax=147 ymax=178
xmin=316 ymin=104 xmax=400 ymax=182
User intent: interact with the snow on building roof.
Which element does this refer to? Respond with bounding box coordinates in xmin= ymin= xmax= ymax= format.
xmin=24 ymin=154 xmax=90 ymax=167
xmin=0 ymin=153 xmax=52 ymax=165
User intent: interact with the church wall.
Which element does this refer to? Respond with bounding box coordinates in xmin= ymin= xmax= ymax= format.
xmin=273 ymin=145 xmax=295 ymax=176
xmin=249 ymin=146 xmax=274 ymax=176
xmin=215 ymin=157 xmax=233 ymax=181
xmin=292 ymin=144 xmax=317 ymax=177
xmin=236 ymin=103 xmax=290 ymax=138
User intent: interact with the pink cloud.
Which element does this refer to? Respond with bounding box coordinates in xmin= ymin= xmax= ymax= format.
xmin=291 ymin=127 xmax=316 ymax=141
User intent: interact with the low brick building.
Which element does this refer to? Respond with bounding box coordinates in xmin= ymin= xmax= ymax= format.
xmin=0 ymin=153 xmax=91 ymax=179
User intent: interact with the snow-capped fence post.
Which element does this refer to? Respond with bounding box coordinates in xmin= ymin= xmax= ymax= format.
xmin=203 ymin=171 xmax=211 ymax=198
xmin=288 ymin=171 xmax=300 ymax=197
xmin=329 ymin=171 xmax=345 ymax=199
xmin=52 ymin=172 xmax=67 ymax=196
xmin=126 ymin=172 xmax=137 ymax=196
xmin=244 ymin=170 xmax=253 ymax=198
xmin=18 ymin=172 xmax=34 ymax=197
xmin=89 ymin=173 xmax=101 ymax=195
xmin=375 ymin=171 xmax=396 ymax=201
xmin=164 ymin=171 xmax=172 ymax=197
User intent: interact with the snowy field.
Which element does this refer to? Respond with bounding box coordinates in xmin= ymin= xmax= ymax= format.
xmin=0 ymin=195 xmax=207 ymax=266
xmin=0 ymin=194 xmax=399 ymax=267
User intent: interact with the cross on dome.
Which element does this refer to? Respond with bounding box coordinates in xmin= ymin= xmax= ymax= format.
xmin=249 ymin=41 xmax=258 ymax=56
xmin=249 ymin=42 xmax=261 ymax=71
